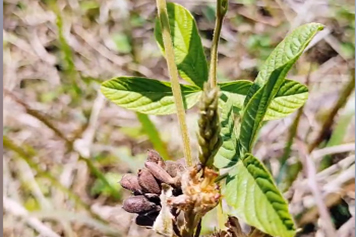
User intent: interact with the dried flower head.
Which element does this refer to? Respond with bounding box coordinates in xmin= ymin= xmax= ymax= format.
xmin=119 ymin=150 xmax=221 ymax=237
xmin=169 ymin=165 xmax=220 ymax=216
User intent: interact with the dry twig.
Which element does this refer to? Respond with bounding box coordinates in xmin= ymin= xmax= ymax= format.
xmin=295 ymin=139 xmax=337 ymax=237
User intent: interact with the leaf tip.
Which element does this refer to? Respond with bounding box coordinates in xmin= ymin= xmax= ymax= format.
xmin=306 ymin=22 xmax=325 ymax=31
xmin=314 ymin=22 xmax=325 ymax=31
xmin=100 ymin=80 xmax=111 ymax=96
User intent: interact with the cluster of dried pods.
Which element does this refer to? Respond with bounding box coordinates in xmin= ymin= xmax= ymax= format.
xmin=120 ymin=150 xmax=186 ymax=227
xmin=120 ymin=149 xmax=221 ymax=237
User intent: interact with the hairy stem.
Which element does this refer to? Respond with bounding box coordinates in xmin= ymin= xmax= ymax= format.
xmin=181 ymin=210 xmax=200 ymax=237
xmin=155 ymin=0 xmax=193 ymax=166
xmin=209 ymin=0 xmax=228 ymax=88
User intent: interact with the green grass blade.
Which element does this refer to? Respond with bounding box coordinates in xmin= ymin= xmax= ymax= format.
xmin=136 ymin=112 xmax=171 ymax=160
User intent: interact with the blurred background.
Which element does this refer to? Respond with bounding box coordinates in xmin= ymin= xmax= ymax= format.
xmin=3 ymin=0 xmax=355 ymax=236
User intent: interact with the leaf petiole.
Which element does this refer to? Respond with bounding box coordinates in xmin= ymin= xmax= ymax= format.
xmin=209 ymin=0 xmax=229 ymax=88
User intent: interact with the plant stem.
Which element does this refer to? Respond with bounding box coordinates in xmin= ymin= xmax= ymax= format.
xmin=155 ymin=0 xmax=193 ymax=166
xmin=181 ymin=210 xmax=199 ymax=237
xmin=217 ymin=201 xmax=226 ymax=230
xmin=209 ymin=0 xmax=228 ymax=88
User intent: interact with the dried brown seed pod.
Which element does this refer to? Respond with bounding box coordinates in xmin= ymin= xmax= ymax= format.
xmin=138 ymin=168 xmax=161 ymax=194
xmin=147 ymin=149 xmax=166 ymax=168
xmin=122 ymin=195 xmax=158 ymax=214
xmin=120 ymin=174 xmax=142 ymax=194
xmin=145 ymin=161 xmax=176 ymax=185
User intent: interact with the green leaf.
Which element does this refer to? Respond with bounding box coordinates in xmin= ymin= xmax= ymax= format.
xmin=214 ymin=79 xmax=308 ymax=168
xmin=244 ymin=23 xmax=324 ymax=105
xmin=239 ymin=67 xmax=286 ymax=154
xmin=101 ymin=77 xmax=201 ymax=115
xmin=264 ymin=79 xmax=309 ymax=120
xmin=218 ymin=80 xmax=253 ymax=110
xmin=217 ymin=80 xmax=309 ymax=120
xmin=225 ymin=153 xmax=296 ymax=237
xmin=154 ymin=2 xmax=208 ymax=88
xmin=214 ymin=98 xmax=238 ymax=169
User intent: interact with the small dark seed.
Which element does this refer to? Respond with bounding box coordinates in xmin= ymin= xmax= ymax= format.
xmin=138 ymin=168 xmax=161 ymax=194
xmin=135 ymin=211 xmax=159 ymax=226
xmin=122 ymin=195 xmax=157 ymax=214
xmin=144 ymin=193 xmax=161 ymax=205
xmin=120 ymin=174 xmax=142 ymax=194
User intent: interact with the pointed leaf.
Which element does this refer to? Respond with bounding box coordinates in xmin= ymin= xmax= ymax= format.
xmin=244 ymin=23 xmax=324 ymax=105
xmin=264 ymin=79 xmax=309 ymax=120
xmin=218 ymin=80 xmax=253 ymax=110
xmin=101 ymin=77 xmax=201 ymax=115
xmin=239 ymin=67 xmax=285 ymax=154
xmin=225 ymin=153 xmax=296 ymax=237
xmin=218 ymin=80 xmax=309 ymax=120
xmin=155 ymin=2 xmax=208 ymax=88
xmin=214 ymin=98 xmax=239 ymax=169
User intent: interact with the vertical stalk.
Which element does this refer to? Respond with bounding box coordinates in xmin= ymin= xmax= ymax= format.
xmin=155 ymin=0 xmax=193 ymax=166
xmin=209 ymin=0 xmax=228 ymax=88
